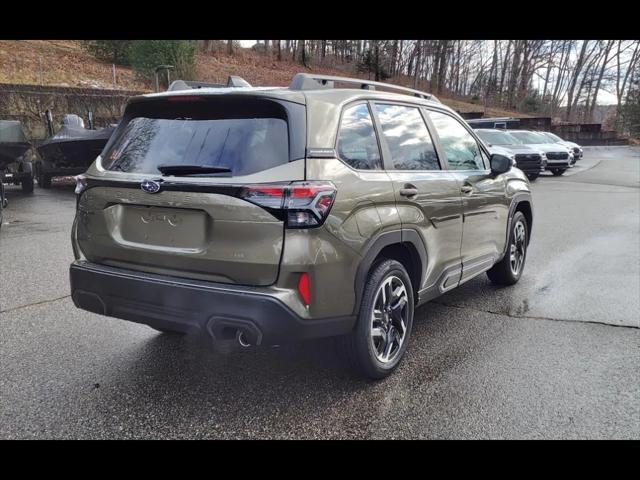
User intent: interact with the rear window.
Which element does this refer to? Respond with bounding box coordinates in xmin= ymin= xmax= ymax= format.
xmin=102 ymin=114 xmax=289 ymax=176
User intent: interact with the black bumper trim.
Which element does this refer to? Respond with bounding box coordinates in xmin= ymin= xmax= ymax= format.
xmin=70 ymin=261 xmax=356 ymax=345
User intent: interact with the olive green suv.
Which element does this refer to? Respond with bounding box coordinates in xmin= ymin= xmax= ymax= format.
xmin=70 ymin=73 xmax=533 ymax=379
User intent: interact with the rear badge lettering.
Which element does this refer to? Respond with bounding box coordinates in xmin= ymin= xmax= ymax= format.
xmin=141 ymin=212 xmax=182 ymax=227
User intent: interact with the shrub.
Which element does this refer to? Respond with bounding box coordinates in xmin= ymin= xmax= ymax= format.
xmin=128 ymin=40 xmax=197 ymax=84
xmin=356 ymin=49 xmax=390 ymax=81
xmin=620 ymin=75 xmax=640 ymax=136
xmin=82 ymin=40 xmax=133 ymax=66
xmin=519 ymin=93 xmax=542 ymax=113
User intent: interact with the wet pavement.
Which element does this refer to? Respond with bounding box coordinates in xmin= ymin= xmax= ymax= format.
xmin=1 ymin=147 xmax=639 ymax=439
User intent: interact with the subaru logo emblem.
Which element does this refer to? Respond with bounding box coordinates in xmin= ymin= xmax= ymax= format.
xmin=141 ymin=179 xmax=161 ymax=194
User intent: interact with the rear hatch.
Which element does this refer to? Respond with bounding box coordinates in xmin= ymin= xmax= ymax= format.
xmin=76 ymin=93 xmax=306 ymax=286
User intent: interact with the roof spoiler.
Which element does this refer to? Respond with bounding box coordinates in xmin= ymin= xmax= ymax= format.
xmin=289 ymin=73 xmax=439 ymax=102
xmin=168 ymin=75 xmax=252 ymax=91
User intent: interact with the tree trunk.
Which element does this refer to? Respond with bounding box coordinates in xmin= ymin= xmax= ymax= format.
xmin=414 ymin=41 xmax=422 ymax=89
xmin=615 ymin=41 xmax=640 ymax=129
xmin=589 ymin=40 xmax=614 ymax=121
xmin=566 ymin=41 xmax=591 ymax=121
xmin=436 ymin=40 xmax=449 ymax=95
xmin=374 ymin=41 xmax=380 ymax=81
xmin=507 ymin=41 xmax=523 ymax=109
xmin=498 ymin=41 xmax=512 ymax=106
xmin=299 ymin=40 xmax=307 ymax=67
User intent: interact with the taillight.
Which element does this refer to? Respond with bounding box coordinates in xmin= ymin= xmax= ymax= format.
xmin=240 ymin=181 xmax=336 ymax=228
xmin=297 ymin=272 xmax=311 ymax=307
xmin=166 ymin=96 xmax=205 ymax=102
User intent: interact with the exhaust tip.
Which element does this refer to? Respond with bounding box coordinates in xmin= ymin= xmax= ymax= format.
xmin=237 ymin=330 xmax=252 ymax=348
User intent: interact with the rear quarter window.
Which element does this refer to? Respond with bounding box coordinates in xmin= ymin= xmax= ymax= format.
xmin=336 ymin=103 xmax=382 ymax=170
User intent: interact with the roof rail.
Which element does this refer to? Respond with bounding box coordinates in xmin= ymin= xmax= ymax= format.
xmin=168 ymin=76 xmax=252 ymax=91
xmin=289 ymin=73 xmax=439 ymax=102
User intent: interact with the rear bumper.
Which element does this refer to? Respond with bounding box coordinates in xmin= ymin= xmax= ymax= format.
xmin=70 ymin=261 xmax=356 ymax=346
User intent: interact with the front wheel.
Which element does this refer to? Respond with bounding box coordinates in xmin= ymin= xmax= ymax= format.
xmin=551 ymin=168 xmax=566 ymax=176
xmin=338 ymin=259 xmax=414 ymax=380
xmin=37 ymin=171 xmax=52 ymax=189
xmin=487 ymin=211 xmax=528 ymax=286
xmin=526 ymin=173 xmax=539 ymax=181
xmin=0 ymin=183 xmax=4 ymax=230
xmin=21 ymin=175 xmax=34 ymax=193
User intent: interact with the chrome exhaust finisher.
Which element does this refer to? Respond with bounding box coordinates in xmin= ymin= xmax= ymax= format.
xmin=237 ymin=330 xmax=252 ymax=348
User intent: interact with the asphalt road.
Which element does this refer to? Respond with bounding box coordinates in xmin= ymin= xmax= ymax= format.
xmin=1 ymin=147 xmax=639 ymax=439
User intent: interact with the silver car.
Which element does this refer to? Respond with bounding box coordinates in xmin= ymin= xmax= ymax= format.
xmin=474 ymin=128 xmax=546 ymax=181
xmin=507 ymin=130 xmax=574 ymax=176
xmin=537 ymin=131 xmax=583 ymax=160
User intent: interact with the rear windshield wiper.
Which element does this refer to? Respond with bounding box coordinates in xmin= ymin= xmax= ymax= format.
xmin=157 ymin=164 xmax=232 ymax=176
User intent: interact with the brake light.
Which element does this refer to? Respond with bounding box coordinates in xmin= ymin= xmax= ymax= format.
xmin=297 ymin=272 xmax=311 ymax=307
xmin=240 ymin=181 xmax=336 ymax=228
xmin=167 ymin=96 xmax=205 ymax=102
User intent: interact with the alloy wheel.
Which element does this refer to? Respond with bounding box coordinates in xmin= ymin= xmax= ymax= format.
xmin=510 ymin=220 xmax=526 ymax=275
xmin=370 ymin=275 xmax=409 ymax=363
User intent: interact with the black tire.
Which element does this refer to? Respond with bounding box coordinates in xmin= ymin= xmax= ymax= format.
xmin=551 ymin=169 xmax=566 ymax=176
xmin=338 ymin=259 xmax=414 ymax=380
xmin=0 ymin=183 xmax=4 ymax=231
xmin=526 ymin=173 xmax=539 ymax=181
xmin=487 ymin=211 xmax=528 ymax=286
xmin=21 ymin=175 xmax=34 ymax=193
xmin=38 ymin=172 xmax=52 ymax=189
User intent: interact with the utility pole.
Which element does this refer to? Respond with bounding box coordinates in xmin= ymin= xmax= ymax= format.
xmin=154 ymin=65 xmax=175 ymax=92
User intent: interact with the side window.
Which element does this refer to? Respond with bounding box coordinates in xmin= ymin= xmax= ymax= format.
xmin=428 ymin=111 xmax=486 ymax=171
xmin=374 ymin=104 xmax=440 ymax=170
xmin=336 ymin=103 xmax=382 ymax=170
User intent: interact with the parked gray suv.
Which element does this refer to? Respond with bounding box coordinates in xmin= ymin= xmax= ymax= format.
xmin=474 ymin=128 xmax=545 ymax=181
xmin=69 ymin=74 xmax=533 ymax=379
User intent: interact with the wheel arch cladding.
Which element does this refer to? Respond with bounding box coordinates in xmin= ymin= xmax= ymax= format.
xmin=354 ymin=230 xmax=426 ymax=314
xmin=514 ymin=200 xmax=533 ymax=243
xmin=375 ymin=243 xmax=422 ymax=300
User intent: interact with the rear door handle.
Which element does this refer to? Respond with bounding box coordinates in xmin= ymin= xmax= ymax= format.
xmin=461 ymin=185 xmax=473 ymax=195
xmin=399 ymin=184 xmax=419 ymax=197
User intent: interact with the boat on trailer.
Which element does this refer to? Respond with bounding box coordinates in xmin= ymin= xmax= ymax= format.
xmin=0 ymin=120 xmax=34 ymax=193
xmin=36 ymin=114 xmax=116 ymax=188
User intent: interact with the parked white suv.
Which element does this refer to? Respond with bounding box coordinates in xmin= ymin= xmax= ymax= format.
xmin=507 ymin=130 xmax=574 ymax=176
xmin=537 ymin=131 xmax=583 ymax=160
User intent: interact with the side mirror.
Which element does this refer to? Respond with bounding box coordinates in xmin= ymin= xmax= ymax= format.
xmin=490 ymin=153 xmax=512 ymax=175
